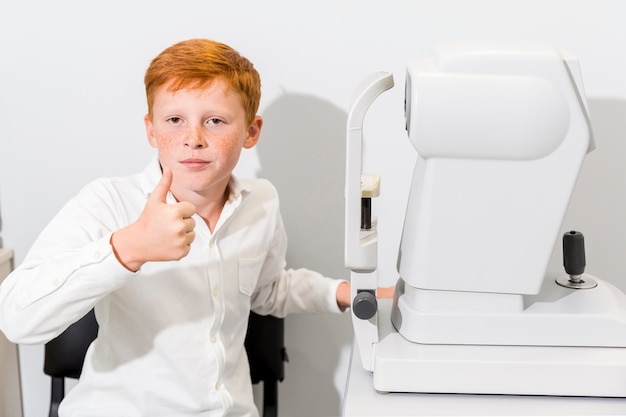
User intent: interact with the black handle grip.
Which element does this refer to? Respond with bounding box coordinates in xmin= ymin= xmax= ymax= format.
xmin=563 ymin=230 xmax=586 ymax=276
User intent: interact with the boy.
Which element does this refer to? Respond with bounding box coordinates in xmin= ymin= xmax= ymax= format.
xmin=0 ymin=38 xmax=352 ymax=416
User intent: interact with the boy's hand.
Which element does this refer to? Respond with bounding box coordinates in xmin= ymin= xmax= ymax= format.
xmin=335 ymin=282 xmax=396 ymax=312
xmin=111 ymin=167 xmax=196 ymax=271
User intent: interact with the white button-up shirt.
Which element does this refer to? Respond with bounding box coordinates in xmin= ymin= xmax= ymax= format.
xmin=0 ymin=157 xmax=343 ymax=416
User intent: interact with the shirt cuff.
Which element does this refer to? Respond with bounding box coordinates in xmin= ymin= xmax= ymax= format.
xmin=326 ymin=278 xmax=349 ymax=313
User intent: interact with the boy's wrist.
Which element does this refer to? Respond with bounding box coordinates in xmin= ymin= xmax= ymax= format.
xmin=110 ymin=229 xmax=144 ymax=272
xmin=336 ymin=281 xmax=351 ymax=312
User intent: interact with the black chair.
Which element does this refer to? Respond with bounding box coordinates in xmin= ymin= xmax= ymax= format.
xmin=244 ymin=312 xmax=288 ymax=417
xmin=43 ymin=309 xmax=98 ymax=417
xmin=43 ymin=310 xmax=286 ymax=417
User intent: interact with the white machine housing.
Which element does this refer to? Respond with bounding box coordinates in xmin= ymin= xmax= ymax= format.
xmin=346 ymin=41 xmax=626 ymax=397
xmin=398 ymin=42 xmax=590 ymax=297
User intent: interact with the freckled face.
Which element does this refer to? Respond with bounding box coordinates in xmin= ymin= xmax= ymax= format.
xmin=144 ymin=79 xmax=262 ymax=201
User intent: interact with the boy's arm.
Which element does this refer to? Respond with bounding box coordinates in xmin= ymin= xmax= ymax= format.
xmin=0 ymin=189 xmax=132 ymax=344
xmin=0 ymin=168 xmax=194 ymax=344
xmin=249 ymin=186 xmax=395 ymax=316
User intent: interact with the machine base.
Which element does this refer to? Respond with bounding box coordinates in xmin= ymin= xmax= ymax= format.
xmin=370 ymin=300 xmax=626 ymax=397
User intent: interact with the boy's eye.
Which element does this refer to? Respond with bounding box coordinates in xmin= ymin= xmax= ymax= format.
xmin=167 ymin=117 xmax=182 ymax=124
xmin=207 ymin=118 xmax=223 ymax=125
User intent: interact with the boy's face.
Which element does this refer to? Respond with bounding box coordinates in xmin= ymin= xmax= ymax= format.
xmin=144 ymin=78 xmax=262 ymax=201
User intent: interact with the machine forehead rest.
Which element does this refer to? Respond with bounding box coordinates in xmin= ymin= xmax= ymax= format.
xmin=405 ymin=42 xmax=577 ymax=161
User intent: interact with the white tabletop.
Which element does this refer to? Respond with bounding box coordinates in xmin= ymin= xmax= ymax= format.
xmin=342 ymin=311 xmax=626 ymax=416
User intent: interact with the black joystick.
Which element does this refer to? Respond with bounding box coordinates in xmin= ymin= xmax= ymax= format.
xmin=557 ymin=230 xmax=597 ymax=289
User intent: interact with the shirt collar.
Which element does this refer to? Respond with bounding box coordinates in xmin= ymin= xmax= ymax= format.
xmin=225 ymin=175 xmax=251 ymax=204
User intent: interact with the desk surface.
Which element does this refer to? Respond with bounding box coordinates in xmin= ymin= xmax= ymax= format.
xmin=342 ymin=304 xmax=626 ymax=416
xmin=0 ymin=248 xmax=12 ymax=265
xmin=0 ymin=248 xmax=23 ymax=417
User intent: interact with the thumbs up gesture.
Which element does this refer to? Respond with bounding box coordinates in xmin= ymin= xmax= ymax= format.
xmin=111 ymin=167 xmax=197 ymax=272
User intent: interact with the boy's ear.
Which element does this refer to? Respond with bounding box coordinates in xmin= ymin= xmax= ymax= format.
xmin=244 ymin=116 xmax=263 ymax=149
xmin=144 ymin=114 xmax=158 ymax=148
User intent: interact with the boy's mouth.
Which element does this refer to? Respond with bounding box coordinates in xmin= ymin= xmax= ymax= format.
xmin=180 ymin=158 xmax=210 ymax=170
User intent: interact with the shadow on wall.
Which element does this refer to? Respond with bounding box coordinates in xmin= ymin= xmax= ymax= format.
xmin=256 ymin=92 xmax=352 ymax=417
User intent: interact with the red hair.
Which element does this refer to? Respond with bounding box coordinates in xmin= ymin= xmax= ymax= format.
xmin=144 ymin=39 xmax=261 ymax=124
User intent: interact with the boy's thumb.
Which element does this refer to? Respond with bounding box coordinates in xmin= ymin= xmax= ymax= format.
xmin=151 ymin=166 xmax=173 ymax=203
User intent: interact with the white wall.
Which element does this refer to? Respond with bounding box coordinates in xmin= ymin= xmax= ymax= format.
xmin=1 ymin=1 xmax=625 ymax=416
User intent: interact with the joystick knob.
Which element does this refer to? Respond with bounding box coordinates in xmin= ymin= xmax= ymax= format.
xmin=557 ymin=230 xmax=597 ymax=289
xmin=353 ymin=290 xmax=377 ymax=320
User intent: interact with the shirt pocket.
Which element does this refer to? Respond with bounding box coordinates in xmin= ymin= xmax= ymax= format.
xmin=238 ymin=252 xmax=266 ymax=296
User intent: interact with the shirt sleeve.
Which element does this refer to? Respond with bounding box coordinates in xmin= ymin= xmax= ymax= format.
xmin=248 ymin=190 xmax=346 ymax=317
xmin=251 ymin=267 xmax=345 ymax=317
xmin=0 ymin=179 xmax=137 ymax=344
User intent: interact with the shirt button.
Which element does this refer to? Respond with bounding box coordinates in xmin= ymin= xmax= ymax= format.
xmin=211 ymin=336 xmax=217 ymax=344
xmin=212 ymin=288 xmax=219 ymax=298
xmin=52 ymin=278 xmax=60 ymax=287
xmin=215 ymin=382 xmax=222 ymax=390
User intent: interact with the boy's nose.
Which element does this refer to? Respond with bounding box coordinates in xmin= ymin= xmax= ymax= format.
xmin=185 ymin=128 xmax=207 ymax=149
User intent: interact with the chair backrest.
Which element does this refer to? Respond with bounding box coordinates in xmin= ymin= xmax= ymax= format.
xmin=245 ymin=311 xmax=286 ymax=384
xmin=245 ymin=312 xmax=286 ymax=417
xmin=44 ymin=309 xmax=98 ymax=379
xmin=43 ymin=309 xmax=284 ymax=417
